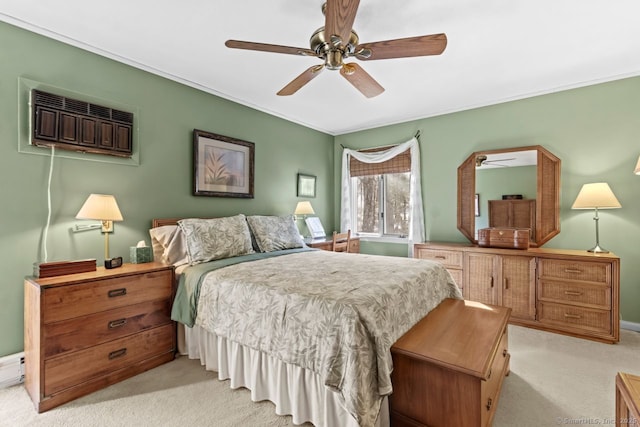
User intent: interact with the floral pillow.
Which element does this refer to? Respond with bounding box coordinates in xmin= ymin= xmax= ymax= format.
xmin=178 ymin=215 xmax=254 ymax=265
xmin=246 ymin=214 xmax=304 ymax=252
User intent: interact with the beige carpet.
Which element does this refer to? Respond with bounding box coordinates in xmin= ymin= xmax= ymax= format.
xmin=1 ymin=325 xmax=639 ymax=427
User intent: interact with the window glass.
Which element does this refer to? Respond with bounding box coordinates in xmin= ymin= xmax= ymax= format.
xmin=352 ymin=172 xmax=410 ymax=237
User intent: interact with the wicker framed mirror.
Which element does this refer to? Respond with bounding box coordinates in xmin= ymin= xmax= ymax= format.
xmin=457 ymin=145 xmax=561 ymax=247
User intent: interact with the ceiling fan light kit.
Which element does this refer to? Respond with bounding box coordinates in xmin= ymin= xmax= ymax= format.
xmin=225 ymin=0 xmax=447 ymax=98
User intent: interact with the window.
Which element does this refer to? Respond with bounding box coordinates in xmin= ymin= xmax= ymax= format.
xmin=349 ymin=147 xmax=411 ymax=238
xmin=352 ymin=173 xmax=410 ymax=237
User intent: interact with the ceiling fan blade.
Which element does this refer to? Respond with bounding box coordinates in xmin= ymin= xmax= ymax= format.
xmin=324 ymin=0 xmax=360 ymax=46
xmin=339 ymin=63 xmax=384 ymax=98
xmin=277 ymin=65 xmax=324 ymax=96
xmin=355 ymin=33 xmax=447 ymax=60
xmin=225 ymin=40 xmax=316 ymax=57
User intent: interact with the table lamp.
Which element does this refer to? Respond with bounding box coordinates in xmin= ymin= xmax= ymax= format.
xmin=571 ymin=183 xmax=620 ymax=253
xmin=76 ymin=194 xmax=123 ymax=262
xmin=294 ymin=201 xmax=315 ymax=219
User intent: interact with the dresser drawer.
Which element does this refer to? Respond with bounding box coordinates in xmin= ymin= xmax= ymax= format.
xmin=537 ymin=301 xmax=611 ymax=334
xmin=43 ymin=269 xmax=173 ymax=323
xmin=538 ymin=280 xmax=611 ymax=310
xmin=537 ymin=259 xmax=610 ymax=284
xmin=43 ymin=299 xmax=172 ymax=358
xmin=481 ymin=326 xmax=509 ymax=426
xmin=415 ymin=248 xmax=463 ymax=269
xmin=43 ymin=323 xmax=174 ymax=396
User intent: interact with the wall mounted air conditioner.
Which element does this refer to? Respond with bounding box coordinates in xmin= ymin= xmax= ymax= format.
xmin=31 ymin=89 xmax=133 ymax=158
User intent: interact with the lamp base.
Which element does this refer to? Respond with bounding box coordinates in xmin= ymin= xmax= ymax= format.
xmin=587 ymin=244 xmax=609 ymax=253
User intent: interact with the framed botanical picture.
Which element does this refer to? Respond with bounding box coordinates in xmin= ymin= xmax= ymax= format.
xmin=297 ymin=173 xmax=316 ymax=198
xmin=193 ymin=129 xmax=254 ymax=198
xmin=475 ymin=193 xmax=480 ymax=216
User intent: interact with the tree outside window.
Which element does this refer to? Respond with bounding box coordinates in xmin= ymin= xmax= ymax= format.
xmin=352 ymin=172 xmax=410 ymax=237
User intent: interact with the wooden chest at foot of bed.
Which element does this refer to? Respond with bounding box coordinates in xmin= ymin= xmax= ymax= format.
xmin=390 ymin=299 xmax=511 ymax=427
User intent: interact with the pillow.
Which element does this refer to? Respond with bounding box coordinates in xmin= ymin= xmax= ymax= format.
xmin=178 ymin=215 xmax=254 ymax=265
xmin=149 ymin=225 xmax=189 ymax=267
xmin=246 ymin=214 xmax=304 ymax=252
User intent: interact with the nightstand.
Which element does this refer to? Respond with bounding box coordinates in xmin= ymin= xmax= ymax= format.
xmin=24 ymin=262 xmax=176 ymax=412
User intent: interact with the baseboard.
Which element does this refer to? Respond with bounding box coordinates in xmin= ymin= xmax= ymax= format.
xmin=621 ymin=320 xmax=640 ymax=332
xmin=0 ymin=352 xmax=25 ymax=388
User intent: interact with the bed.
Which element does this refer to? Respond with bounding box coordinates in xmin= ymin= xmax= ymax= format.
xmin=150 ymin=214 xmax=462 ymax=427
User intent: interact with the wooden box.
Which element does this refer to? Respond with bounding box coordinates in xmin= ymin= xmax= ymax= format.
xmin=478 ymin=227 xmax=530 ymax=249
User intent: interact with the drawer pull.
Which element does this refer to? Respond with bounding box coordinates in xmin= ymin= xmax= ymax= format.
xmin=564 ymin=313 xmax=582 ymax=320
xmin=435 ymin=255 xmax=446 ymax=259
xmin=564 ymin=291 xmax=583 ymax=296
xmin=108 ymin=318 xmax=127 ymax=329
xmin=108 ymin=288 xmax=127 ymax=298
xmin=503 ymin=349 xmax=508 ymax=358
xmin=108 ymin=348 xmax=127 ymax=360
xmin=486 ymin=398 xmax=493 ymax=411
xmin=490 ymin=276 xmax=494 ymax=288
xmin=564 ymin=268 xmax=582 ymax=274
xmin=504 ymin=278 xmax=509 ymax=290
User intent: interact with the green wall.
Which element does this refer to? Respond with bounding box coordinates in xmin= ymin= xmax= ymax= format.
xmin=334 ymin=76 xmax=640 ymax=327
xmin=0 ymin=22 xmax=334 ymax=356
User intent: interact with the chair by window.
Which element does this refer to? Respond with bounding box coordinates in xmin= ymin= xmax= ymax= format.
xmin=332 ymin=230 xmax=352 ymax=253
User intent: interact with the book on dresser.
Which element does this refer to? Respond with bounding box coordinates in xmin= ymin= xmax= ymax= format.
xmin=24 ymin=262 xmax=176 ymax=412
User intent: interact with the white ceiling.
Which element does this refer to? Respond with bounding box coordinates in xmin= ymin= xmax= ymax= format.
xmin=2 ymin=1 xmax=640 ymax=135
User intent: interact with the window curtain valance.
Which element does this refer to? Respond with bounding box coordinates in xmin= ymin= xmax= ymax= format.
xmin=349 ymin=146 xmax=411 ymax=177
xmin=340 ymin=137 xmax=425 ymax=257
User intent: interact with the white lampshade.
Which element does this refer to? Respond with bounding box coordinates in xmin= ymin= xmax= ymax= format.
xmin=76 ymin=194 xmax=123 ymax=221
xmin=294 ymin=201 xmax=315 ymax=216
xmin=571 ymin=183 xmax=621 ymax=210
xmin=634 ymin=155 xmax=640 ymax=175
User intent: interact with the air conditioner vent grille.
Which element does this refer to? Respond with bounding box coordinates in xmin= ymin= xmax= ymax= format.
xmin=34 ymin=91 xmax=63 ymax=108
xmin=65 ymin=98 xmax=89 ymax=115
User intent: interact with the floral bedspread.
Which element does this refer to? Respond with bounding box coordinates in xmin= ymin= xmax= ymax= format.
xmin=191 ymin=250 xmax=462 ymax=427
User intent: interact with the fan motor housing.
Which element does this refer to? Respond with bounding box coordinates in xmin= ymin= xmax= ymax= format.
xmin=310 ymin=27 xmax=359 ymax=64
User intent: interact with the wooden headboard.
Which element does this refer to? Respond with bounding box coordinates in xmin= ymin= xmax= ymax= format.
xmin=152 ymin=217 xmax=217 ymax=228
xmin=152 ymin=218 xmax=182 ymax=228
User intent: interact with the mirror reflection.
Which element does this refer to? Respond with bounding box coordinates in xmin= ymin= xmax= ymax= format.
xmin=475 ymin=149 xmax=537 ymax=239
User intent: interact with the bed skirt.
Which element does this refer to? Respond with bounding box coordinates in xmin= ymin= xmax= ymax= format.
xmin=182 ymin=324 xmax=389 ymax=427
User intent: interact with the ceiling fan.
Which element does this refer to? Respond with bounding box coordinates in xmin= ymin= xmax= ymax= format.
xmin=476 ymin=155 xmax=517 ymax=168
xmin=225 ymin=0 xmax=447 ymax=98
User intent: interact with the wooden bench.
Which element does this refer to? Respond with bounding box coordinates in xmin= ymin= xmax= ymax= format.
xmin=390 ymin=298 xmax=511 ymax=427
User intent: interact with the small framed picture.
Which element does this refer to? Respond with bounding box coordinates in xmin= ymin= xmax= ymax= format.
xmin=475 ymin=194 xmax=480 ymax=217
xmin=297 ymin=173 xmax=316 ymax=198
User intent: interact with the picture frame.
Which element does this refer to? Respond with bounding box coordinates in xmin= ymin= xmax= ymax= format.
xmin=193 ymin=129 xmax=254 ymax=198
xmin=297 ymin=173 xmax=316 ymax=198
xmin=475 ymin=194 xmax=480 ymax=217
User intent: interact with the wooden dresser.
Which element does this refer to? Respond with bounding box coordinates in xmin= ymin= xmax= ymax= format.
xmin=414 ymin=242 xmax=620 ymax=343
xmin=489 ymin=199 xmax=536 ymax=240
xmin=616 ymin=372 xmax=640 ymax=426
xmin=24 ymin=262 xmax=176 ymax=412
xmin=391 ymin=299 xmax=511 ymax=427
